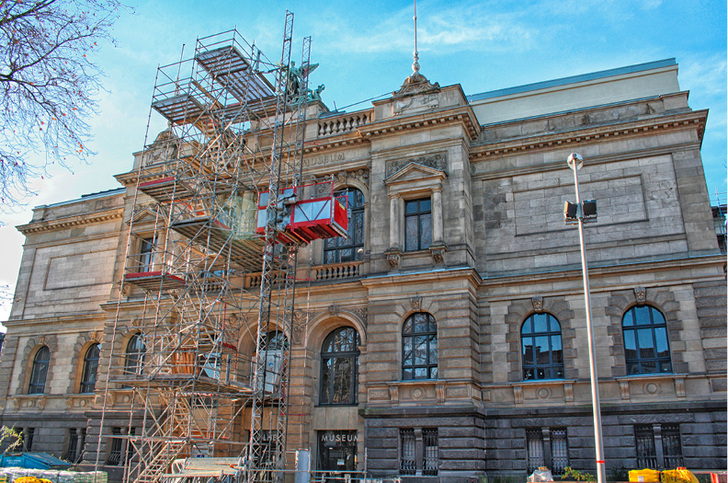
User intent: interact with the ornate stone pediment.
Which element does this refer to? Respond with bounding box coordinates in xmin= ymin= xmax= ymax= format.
xmin=385 ymin=153 xmax=447 ymax=178
xmin=384 ymin=161 xmax=447 ymax=187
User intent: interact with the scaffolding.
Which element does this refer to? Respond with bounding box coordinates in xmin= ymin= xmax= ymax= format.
xmin=99 ymin=13 xmax=344 ymax=483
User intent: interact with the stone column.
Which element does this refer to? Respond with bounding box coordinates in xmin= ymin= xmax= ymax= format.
xmin=389 ymin=193 xmax=400 ymax=250
xmin=432 ymin=186 xmax=443 ymax=245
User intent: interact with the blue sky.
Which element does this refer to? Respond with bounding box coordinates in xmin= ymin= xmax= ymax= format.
xmin=0 ymin=0 xmax=726 ymax=321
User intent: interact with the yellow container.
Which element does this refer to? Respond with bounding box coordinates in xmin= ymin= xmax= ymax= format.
xmin=661 ymin=468 xmax=699 ymax=483
xmin=630 ymin=469 xmax=661 ymax=482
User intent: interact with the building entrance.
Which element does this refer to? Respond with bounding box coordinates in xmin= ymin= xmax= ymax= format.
xmin=317 ymin=430 xmax=358 ymax=474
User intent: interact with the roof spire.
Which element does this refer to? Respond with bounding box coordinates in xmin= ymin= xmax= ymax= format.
xmin=412 ymin=0 xmax=420 ymax=76
xmin=394 ymin=0 xmax=439 ymax=97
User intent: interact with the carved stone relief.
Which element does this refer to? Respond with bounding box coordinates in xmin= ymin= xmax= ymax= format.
xmin=385 ymin=153 xmax=447 ymax=178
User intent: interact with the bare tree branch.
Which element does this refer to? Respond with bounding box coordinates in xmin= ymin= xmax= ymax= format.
xmin=0 ymin=0 xmax=130 ymax=208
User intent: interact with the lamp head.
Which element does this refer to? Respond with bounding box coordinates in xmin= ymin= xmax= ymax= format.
xmin=567 ymin=153 xmax=584 ymax=170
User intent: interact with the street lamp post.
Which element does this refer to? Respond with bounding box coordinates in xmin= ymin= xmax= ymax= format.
xmin=565 ymin=153 xmax=606 ymax=483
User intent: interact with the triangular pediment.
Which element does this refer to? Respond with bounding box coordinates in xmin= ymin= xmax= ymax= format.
xmin=384 ymin=162 xmax=447 ymax=186
xmin=129 ymin=206 xmax=159 ymax=226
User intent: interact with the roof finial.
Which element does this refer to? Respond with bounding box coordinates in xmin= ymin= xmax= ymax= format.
xmin=412 ymin=0 xmax=420 ymax=75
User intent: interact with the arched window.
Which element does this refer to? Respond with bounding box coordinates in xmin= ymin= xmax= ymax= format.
xmin=402 ymin=313 xmax=438 ymax=380
xmin=124 ymin=334 xmax=145 ymax=376
xmin=622 ymin=305 xmax=672 ymax=375
xmin=28 ymin=346 xmax=50 ymax=394
xmin=320 ymin=327 xmax=360 ymax=405
xmin=80 ymin=343 xmax=101 ymax=393
xmin=262 ymin=330 xmax=287 ymax=351
xmin=323 ymin=188 xmax=365 ymax=264
xmin=521 ymin=313 xmax=564 ymax=380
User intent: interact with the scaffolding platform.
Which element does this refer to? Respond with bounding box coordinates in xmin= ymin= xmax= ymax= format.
xmin=138 ymin=176 xmax=196 ymax=202
xmin=152 ymin=93 xmax=206 ymax=126
xmin=170 ymin=216 xmax=265 ymax=272
xmin=124 ymin=271 xmax=187 ymax=291
xmin=195 ymin=46 xmax=275 ymax=103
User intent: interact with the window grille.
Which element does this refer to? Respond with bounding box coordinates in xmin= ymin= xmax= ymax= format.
xmin=527 ymin=428 xmax=568 ymax=475
xmin=400 ymin=429 xmax=416 ymax=475
xmin=106 ymin=427 xmax=123 ymax=466
xmin=551 ymin=429 xmax=569 ymax=475
xmin=526 ymin=429 xmax=545 ymax=474
xmin=662 ymin=425 xmax=684 ymax=468
xmin=423 ymin=428 xmax=439 ymax=476
xmin=635 ymin=425 xmax=658 ymax=469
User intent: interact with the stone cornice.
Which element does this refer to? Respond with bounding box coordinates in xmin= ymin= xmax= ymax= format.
xmin=470 ymin=109 xmax=707 ymax=161
xmin=479 ymin=253 xmax=725 ymax=298
xmin=16 ymin=207 xmax=124 ymax=235
xmin=358 ymin=106 xmax=481 ymax=142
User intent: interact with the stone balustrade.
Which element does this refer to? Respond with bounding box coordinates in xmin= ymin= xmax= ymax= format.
xmin=317 ymin=112 xmax=370 ymax=137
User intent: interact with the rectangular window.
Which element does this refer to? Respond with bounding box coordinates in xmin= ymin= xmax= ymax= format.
xmin=22 ymin=428 xmax=34 ymax=452
xmin=635 ymin=424 xmax=683 ymax=469
xmin=661 ymin=425 xmax=684 ymax=468
xmin=527 ymin=428 xmax=569 ymax=476
xmin=526 ymin=429 xmax=545 ymax=473
xmin=399 ymin=428 xmax=438 ymax=476
xmin=635 ymin=425 xmax=658 ymax=468
xmin=65 ymin=429 xmax=78 ymax=463
xmin=423 ymin=428 xmax=438 ymax=476
xmin=551 ymin=429 xmax=568 ymax=475
xmin=139 ymin=237 xmax=155 ymax=271
xmin=404 ymin=198 xmax=432 ymax=251
xmin=107 ymin=427 xmax=123 ymax=466
xmin=400 ymin=429 xmax=416 ymax=475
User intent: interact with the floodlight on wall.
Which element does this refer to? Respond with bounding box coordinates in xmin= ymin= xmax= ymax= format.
xmin=564 ymin=201 xmax=579 ymax=224
xmin=583 ymin=199 xmax=597 ymax=219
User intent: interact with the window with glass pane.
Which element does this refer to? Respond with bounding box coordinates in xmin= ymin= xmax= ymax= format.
xmin=28 ymin=346 xmax=50 ymax=394
xmin=402 ymin=313 xmax=437 ymax=380
xmin=404 ymin=198 xmax=432 ymax=252
xmin=80 ymin=343 xmax=100 ymax=393
xmin=124 ymin=334 xmax=145 ymax=376
xmin=400 ymin=429 xmax=416 ymax=475
xmin=521 ymin=313 xmax=564 ymax=380
xmin=139 ymin=237 xmax=154 ymax=271
xmin=324 ymin=188 xmax=365 ymax=264
xmin=320 ymin=327 xmax=359 ymax=405
xmin=622 ymin=306 xmax=672 ymax=375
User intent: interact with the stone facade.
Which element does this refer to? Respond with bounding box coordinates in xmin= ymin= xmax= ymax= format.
xmin=0 ymin=58 xmax=725 ymax=483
